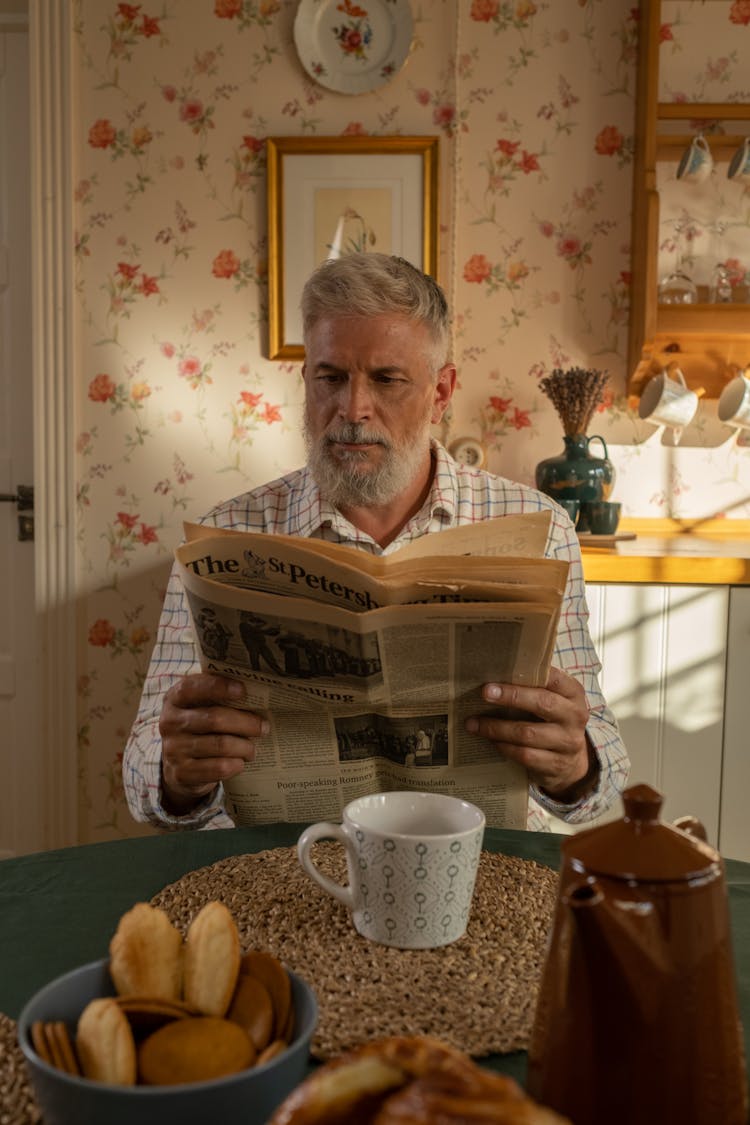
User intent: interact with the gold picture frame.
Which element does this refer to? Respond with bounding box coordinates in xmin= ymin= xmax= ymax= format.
xmin=266 ymin=135 xmax=439 ymax=360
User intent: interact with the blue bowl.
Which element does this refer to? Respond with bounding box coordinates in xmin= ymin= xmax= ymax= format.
xmin=18 ymin=958 xmax=317 ymax=1125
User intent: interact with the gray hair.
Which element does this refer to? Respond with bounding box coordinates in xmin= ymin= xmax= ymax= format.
xmin=301 ymin=252 xmax=451 ymax=366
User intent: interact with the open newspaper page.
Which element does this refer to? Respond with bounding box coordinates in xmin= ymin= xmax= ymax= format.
xmin=174 ymin=514 xmax=568 ymax=830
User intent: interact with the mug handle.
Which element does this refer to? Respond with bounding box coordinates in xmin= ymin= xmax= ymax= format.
xmin=586 ymin=434 xmax=609 ymax=460
xmin=297 ymin=822 xmax=356 ymax=908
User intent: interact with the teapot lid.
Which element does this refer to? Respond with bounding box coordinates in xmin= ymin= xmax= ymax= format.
xmin=562 ymin=783 xmax=720 ymax=881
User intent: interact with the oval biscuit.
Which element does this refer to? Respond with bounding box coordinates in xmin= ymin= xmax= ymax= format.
xmin=183 ymin=901 xmax=241 ymax=1017
xmin=76 ymin=997 xmax=137 ymax=1086
xmin=109 ymin=902 xmax=182 ymax=1002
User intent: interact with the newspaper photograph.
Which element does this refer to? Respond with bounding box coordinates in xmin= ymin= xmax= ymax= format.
xmin=174 ymin=513 xmax=569 ymax=830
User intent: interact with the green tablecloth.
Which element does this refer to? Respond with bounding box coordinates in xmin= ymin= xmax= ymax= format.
xmin=2 ymin=826 xmax=750 ymax=1089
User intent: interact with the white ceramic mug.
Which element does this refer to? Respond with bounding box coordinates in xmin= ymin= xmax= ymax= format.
xmin=728 ymin=137 xmax=750 ymax=184
xmin=718 ymin=372 xmax=750 ymax=429
xmin=676 ymin=135 xmax=713 ymax=184
xmin=638 ymin=367 xmax=699 ymax=444
xmin=297 ymin=791 xmax=485 ymax=949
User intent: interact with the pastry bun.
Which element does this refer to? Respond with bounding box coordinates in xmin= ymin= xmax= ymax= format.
xmin=269 ymin=1035 xmax=571 ymax=1125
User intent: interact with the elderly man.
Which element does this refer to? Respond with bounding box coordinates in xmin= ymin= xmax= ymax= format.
xmin=124 ymin=253 xmax=628 ymax=831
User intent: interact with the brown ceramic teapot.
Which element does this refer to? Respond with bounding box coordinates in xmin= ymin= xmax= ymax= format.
xmin=526 ymin=784 xmax=748 ymax=1125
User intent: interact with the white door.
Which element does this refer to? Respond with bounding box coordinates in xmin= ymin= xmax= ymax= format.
xmin=0 ymin=10 xmax=41 ymax=858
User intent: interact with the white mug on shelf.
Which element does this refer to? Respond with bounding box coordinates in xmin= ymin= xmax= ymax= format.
xmin=638 ymin=366 xmax=700 ymax=445
xmin=676 ymin=135 xmax=713 ymax=184
xmin=297 ymin=791 xmax=485 ymax=949
xmin=727 ymin=137 xmax=750 ymax=184
xmin=718 ymin=371 xmax=750 ymax=430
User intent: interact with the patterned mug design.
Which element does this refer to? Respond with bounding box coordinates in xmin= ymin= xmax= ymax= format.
xmin=297 ymin=792 xmax=486 ymax=949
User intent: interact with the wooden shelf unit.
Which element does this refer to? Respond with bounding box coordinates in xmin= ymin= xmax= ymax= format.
xmin=628 ymin=0 xmax=750 ymax=401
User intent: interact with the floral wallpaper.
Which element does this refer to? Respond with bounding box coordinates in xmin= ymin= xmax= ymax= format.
xmin=71 ymin=0 xmax=750 ymax=843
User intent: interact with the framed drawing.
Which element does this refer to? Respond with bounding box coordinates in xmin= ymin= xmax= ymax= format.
xmin=266 ymin=135 xmax=439 ymax=360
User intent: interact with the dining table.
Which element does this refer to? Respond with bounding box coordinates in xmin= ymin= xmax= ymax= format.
xmin=2 ymin=823 xmax=750 ymax=1095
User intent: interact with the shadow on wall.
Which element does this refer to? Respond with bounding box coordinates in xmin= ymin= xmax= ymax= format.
xmin=554 ymin=715 xmax=726 ymax=854
xmin=81 ymin=556 xmax=176 ymax=843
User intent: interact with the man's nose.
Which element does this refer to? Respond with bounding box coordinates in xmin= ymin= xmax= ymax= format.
xmin=338 ymin=376 xmax=373 ymax=421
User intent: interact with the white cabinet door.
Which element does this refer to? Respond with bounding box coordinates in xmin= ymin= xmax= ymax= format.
xmin=584 ymin=584 xmax=728 ymax=845
xmin=720 ymin=587 xmax=750 ymax=861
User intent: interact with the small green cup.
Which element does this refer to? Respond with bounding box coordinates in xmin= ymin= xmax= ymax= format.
xmin=583 ymin=500 xmax=621 ymax=535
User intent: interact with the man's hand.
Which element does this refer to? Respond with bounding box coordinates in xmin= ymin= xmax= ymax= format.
xmin=464 ymin=666 xmax=598 ymax=803
xmin=159 ymin=673 xmax=269 ymax=814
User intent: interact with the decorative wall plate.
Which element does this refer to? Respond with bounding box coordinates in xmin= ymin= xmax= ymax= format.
xmin=293 ymin=0 xmax=414 ymax=95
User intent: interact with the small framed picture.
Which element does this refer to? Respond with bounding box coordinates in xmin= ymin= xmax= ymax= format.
xmin=266 ymin=135 xmax=439 ymax=360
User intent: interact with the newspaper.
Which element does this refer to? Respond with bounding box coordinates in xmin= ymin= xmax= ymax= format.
xmin=174 ymin=513 xmax=569 ymax=830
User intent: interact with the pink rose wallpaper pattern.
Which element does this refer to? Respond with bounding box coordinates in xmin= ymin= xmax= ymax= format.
xmin=71 ymin=0 xmax=750 ymax=841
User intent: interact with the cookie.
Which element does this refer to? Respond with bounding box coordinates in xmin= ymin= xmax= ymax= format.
xmin=227 ymin=973 xmax=274 ymax=1051
xmin=239 ymin=950 xmax=292 ymax=1040
xmin=115 ymin=994 xmax=199 ymax=1035
xmin=183 ymin=901 xmax=240 ymax=1017
xmin=76 ymin=997 xmax=137 ymax=1086
xmin=30 ymin=1021 xmax=54 ymax=1067
xmin=109 ymin=902 xmax=183 ymax=1002
xmin=138 ymin=1016 xmax=255 ymax=1086
xmin=256 ymin=1039 xmax=289 ymax=1067
xmin=48 ymin=1021 xmax=81 ymax=1076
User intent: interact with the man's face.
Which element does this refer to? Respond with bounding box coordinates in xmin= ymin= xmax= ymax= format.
xmin=302 ymin=313 xmax=454 ymax=509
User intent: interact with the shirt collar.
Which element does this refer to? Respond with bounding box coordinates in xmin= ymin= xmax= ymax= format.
xmin=426 ymin=439 xmax=460 ymax=524
xmin=288 ymin=467 xmax=333 ymax=538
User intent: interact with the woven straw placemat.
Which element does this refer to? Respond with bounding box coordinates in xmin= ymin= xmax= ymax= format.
xmin=151 ymin=844 xmax=558 ymax=1061
xmin=0 ymin=1013 xmax=42 ymax=1125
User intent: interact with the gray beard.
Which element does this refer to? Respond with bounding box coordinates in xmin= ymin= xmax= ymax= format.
xmin=304 ymin=413 xmax=432 ymax=509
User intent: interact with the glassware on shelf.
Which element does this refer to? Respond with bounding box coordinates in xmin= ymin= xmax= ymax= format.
xmin=658 ymin=270 xmax=698 ymax=305
xmin=709 ymin=263 xmax=733 ymax=303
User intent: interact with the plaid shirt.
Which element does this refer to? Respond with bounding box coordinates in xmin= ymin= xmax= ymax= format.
xmin=124 ymin=441 xmax=629 ymax=832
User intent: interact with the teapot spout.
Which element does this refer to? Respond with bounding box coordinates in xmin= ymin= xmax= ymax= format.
xmin=564 ymin=877 xmax=672 ymax=1010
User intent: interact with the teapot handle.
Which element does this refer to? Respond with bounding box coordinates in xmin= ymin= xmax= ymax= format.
xmin=586 ymin=434 xmax=609 ymax=460
xmin=673 ymin=814 xmax=708 ymax=842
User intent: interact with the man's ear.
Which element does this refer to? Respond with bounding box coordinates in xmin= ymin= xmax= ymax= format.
xmin=431 ymin=363 xmax=457 ymax=424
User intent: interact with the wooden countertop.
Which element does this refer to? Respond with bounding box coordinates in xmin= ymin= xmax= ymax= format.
xmin=580 ymin=519 xmax=750 ymax=584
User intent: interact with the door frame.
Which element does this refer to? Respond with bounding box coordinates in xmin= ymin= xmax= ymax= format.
xmin=28 ymin=0 xmax=77 ymax=848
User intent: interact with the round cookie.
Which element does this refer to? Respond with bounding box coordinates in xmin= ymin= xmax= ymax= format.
xmin=138 ymin=1016 xmax=255 ymax=1086
xmin=227 ymin=974 xmax=274 ymax=1051
xmin=239 ymin=950 xmax=292 ymax=1040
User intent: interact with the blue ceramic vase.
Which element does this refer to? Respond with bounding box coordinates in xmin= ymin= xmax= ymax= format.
xmin=535 ymin=433 xmax=615 ymax=505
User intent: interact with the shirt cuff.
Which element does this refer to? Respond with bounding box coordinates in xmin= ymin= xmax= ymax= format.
xmin=530 ymin=732 xmax=601 ymax=817
xmin=529 ymin=781 xmax=591 ymax=818
xmin=154 ymin=780 xmax=232 ymax=831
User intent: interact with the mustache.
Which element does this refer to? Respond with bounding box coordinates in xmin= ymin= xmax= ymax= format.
xmin=323 ymin=423 xmax=390 ymax=448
